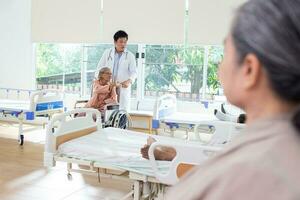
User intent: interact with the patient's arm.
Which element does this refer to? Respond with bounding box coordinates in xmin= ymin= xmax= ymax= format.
xmin=104 ymin=86 xmax=118 ymax=104
xmin=85 ymin=81 xmax=111 ymax=108
xmin=140 ymin=137 xmax=176 ymax=161
xmin=93 ymin=80 xmax=110 ymax=94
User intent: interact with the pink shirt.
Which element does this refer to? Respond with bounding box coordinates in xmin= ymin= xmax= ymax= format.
xmin=166 ymin=113 xmax=300 ymax=200
xmin=85 ymin=80 xmax=117 ymax=112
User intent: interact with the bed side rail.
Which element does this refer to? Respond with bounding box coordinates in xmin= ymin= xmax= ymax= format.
xmin=194 ymin=120 xmax=245 ymax=145
xmin=148 ymin=142 xmax=221 ymax=185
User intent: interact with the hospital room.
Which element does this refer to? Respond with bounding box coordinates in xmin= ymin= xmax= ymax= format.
xmin=0 ymin=0 xmax=299 ymax=199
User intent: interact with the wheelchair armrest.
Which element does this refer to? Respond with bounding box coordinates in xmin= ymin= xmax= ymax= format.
xmin=105 ymin=103 xmax=119 ymax=110
xmin=74 ymin=99 xmax=89 ymax=109
xmin=76 ymin=100 xmax=89 ymax=103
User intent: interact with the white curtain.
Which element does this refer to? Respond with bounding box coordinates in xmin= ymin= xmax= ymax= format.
xmin=31 ymin=0 xmax=102 ymax=43
xmin=188 ymin=0 xmax=245 ymax=45
xmin=31 ymin=0 xmax=185 ymax=44
xmin=101 ymin=0 xmax=185 ymax=44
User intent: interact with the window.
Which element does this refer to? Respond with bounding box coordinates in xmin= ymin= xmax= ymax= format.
xmin=35 ymin=43 xmax=223 ymax=102
xmin=144 ymin=45 xmax=223 ymax=101
xmin=36 ymin=44 xmax=81 ymax=94
xmin=36 ymin=43 xmax=138 ymax=98
xmin=84 ymin=44 xmax=112 ymax=95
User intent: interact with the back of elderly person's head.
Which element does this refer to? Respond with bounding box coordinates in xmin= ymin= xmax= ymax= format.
xmin=232 ymin=0 xmax=300 ymax=131
xmin=98 ymin=67 xmax=111 ymax=80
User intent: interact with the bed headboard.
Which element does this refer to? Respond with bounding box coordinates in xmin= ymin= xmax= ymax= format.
xmin=153 ymin=94 xmax=177 ymax=120
xmin=45 ymin=108 xmax=102 ymax=153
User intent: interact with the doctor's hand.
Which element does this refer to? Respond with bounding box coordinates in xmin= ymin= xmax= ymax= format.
xmin=114 ymin=82 xmax=122 ymax=88
xmin=121 ymin=79 xmax=132 ymax=88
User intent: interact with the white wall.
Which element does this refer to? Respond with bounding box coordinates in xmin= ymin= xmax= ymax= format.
xmin=0 ymin=0 xmax=35 ymax=90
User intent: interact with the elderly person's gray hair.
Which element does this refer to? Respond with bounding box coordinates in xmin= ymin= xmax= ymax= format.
xmin=97 ymin=67 xmax=111 ymax=79
xmin=231 ymin=0 xmax=300 ymax=131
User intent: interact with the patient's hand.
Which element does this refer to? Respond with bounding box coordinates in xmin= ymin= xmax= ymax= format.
xmin=108 ymin=82 xmax=114 ymax=91
xmin=140 ymin=137 xmax=176 ymax=161
xmin=141 ymin=144 xmax=151 ymax=159
xmin=140 ymin=137 xmax=156 ymax=159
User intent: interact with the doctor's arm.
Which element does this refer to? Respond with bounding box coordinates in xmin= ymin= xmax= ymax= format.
xmin=128 ymin=53 xmax=137 ymax=81
xmin=104 ymin=86 xmax=118 ymax=104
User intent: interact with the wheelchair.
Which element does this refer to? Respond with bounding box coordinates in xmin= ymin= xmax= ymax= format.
xmin=74 ymin=82 xmax=131 ymax=129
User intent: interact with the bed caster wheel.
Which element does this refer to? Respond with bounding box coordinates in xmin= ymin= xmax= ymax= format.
xmin=67 ymin=173 xmax=72 ymax=180
xmin=18 ymin=135 xmax=24 ymax=146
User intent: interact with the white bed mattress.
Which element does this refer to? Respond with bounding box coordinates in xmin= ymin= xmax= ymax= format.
xmin=57 ymin=127 xmax=195 ymax=176
xmin=0 ymin=99 xmax=30 ymax=112
xmin=163 ymin=112 xmax=216 ymax=124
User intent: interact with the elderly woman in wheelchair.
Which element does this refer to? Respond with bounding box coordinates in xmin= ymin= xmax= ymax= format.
xmin=77 ymin=67 xmax=120 ymax=119
xmin=86 ymin=67 xmax=119 ymax=111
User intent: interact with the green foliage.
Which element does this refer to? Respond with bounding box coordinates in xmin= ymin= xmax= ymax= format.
xmin=64 ymin=45 xmax=81 ymax=73
xmin=86 ymin=44 xmax=112 ymax=70
xmin=145 ymin=46 xmax=181 ymax=91
xmin=145 ymin=64 xmax=181 ymax=91
xmin=36 ymin=44 xmax=81 ymax=78
xmin=207 ymin=46 xmax=223 ymax=94
xmin=179 ymin=47 xmax=204 ymax=94
xmin=36 ymin=44 xmax=63 ymax=77
xmin=145 ymin=45 xmax=223 ymax=95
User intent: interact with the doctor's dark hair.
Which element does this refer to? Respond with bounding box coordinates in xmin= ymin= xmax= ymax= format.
xmin=113 ymin=30 xmax=128 ymax=41
xmin=231 ymin=0 xmax=300 ymax=131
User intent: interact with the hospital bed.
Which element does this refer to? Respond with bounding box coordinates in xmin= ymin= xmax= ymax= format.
xmin=153 ymin=94 xmax=220 ymax=139
xmin=44 ymin=108 xmax=244 ymax=199
xmin=0 ymin=89 xmax=64 ymax=145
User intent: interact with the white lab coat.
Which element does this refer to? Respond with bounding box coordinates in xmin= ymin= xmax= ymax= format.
xmin=96 ymin=48 xmax=137 ymax=111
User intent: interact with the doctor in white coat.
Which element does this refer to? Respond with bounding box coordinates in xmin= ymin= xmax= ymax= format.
xmin=96 ymin=30 xmax=137 ymax=111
